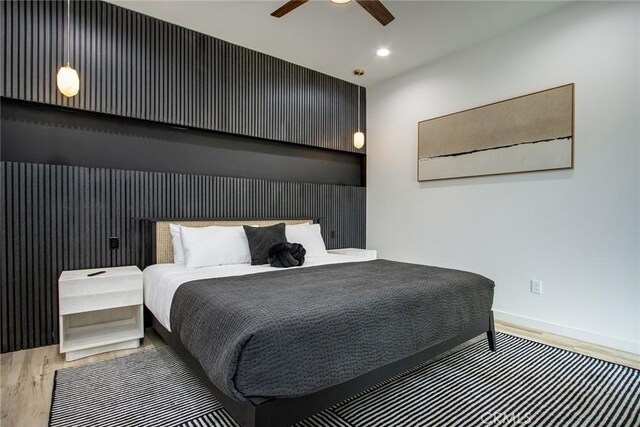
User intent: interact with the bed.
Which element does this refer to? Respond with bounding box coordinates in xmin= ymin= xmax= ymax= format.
xmin=142 ymin=218 xmax=496 ymax=427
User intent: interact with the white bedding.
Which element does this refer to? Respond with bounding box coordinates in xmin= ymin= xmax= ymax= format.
xmin=144 ymin=251 xmax=375 ymax=331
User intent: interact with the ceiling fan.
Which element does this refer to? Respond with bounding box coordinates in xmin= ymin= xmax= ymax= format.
xmin=271 ymin=0 xmax=395 ymax=26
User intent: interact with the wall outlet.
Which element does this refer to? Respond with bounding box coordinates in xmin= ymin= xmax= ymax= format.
xmin=531 ymin=280 xmax=543 ymax=294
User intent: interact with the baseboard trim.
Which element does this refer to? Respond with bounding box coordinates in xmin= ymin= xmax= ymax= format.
xmin=493 ymin=310 xmax=640 ymax=355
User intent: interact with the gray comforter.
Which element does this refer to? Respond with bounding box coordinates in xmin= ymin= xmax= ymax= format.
xmin=170 ymin=259 xmax=494 ymax=402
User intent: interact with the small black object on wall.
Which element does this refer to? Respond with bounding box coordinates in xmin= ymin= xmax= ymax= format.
xmin=109 ymin=237 xmax=120 ymax=250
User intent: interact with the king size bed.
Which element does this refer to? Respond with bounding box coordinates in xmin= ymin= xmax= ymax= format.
xmin=142 ymin=218 xmax=496 ymax=427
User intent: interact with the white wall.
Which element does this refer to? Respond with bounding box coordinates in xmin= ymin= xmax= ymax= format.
xmin=367 ymin=1 xmax=639 ymax=354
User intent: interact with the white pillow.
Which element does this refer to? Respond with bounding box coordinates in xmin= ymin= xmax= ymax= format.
xmin=180 ymin=225 xmax=251 ymax=268
xmin=286 ymin=223 xmax=328 ymax=257
xmin=169 ymin=224 xmax=185 ymax=264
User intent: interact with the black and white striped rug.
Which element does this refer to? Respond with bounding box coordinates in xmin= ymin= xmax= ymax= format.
xmin=49 ymin=333 xmax=639 ymax=427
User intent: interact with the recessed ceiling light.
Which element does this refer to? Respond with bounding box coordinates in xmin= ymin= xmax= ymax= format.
xmin=376 ymin=48 xmax=390 ymax=57
xmin=330 ymin=0 xmax=351 ymax=3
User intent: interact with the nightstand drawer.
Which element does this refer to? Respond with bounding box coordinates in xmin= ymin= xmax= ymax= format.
xmin=59 ymin=274 xmax=141 ymax=299
xmin=60 ymin=289 xmax=143 ymax=315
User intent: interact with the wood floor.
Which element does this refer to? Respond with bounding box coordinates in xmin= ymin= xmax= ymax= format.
xmin=1 ymin=330 xmax=166 ymax=427
xmin=1 ymin=321 xmax=638 ymax=427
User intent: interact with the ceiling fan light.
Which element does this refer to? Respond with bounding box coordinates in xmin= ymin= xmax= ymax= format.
xmin=330 ymin=0 xmax=352 ymax=4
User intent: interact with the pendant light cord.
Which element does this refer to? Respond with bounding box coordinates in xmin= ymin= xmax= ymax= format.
xmin=357 ymin=86 xmax=361 ymax=132
xmin=66 ymin=0 xmax=70 ymax=66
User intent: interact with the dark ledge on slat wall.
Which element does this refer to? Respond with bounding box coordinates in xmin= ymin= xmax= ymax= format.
xmin=1 ymin=98 xmax=365 ymax=187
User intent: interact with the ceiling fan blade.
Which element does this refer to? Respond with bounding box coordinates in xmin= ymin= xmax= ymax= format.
xmin=271 ymin=0 xmax=309 ymax=18
xmin=355 ymin=0 xmax=395 ymax=26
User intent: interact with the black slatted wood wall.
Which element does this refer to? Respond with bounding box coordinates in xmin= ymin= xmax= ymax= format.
xmin=1 ymin=0 xmax=366 ymax=153
xmin=0 ymin=161 xmax=366 ymax=352
xmin=1 ymin=0 xmax=368 ymax=353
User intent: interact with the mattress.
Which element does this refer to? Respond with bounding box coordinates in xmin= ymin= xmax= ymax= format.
xmin=143 ymin=251 xmax=376 ymax=332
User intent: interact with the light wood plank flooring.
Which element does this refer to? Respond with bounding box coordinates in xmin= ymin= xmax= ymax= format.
xmin=1 ymin=329 xmax=165 ymax=427
xmin=495 ymin=320 xmax=639 ymax=368
xmin=1 ymin=323 xmax=638 ymax=427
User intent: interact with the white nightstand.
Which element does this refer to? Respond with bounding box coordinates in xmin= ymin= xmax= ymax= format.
xmin=58 ymin=266 xmax=144 ymax=361
xmin=328 ymin=248 xmax=377 ymax=261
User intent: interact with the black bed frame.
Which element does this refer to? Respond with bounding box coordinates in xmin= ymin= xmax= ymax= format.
xmin=152 ymin=314 xmax=495 ymax=427
xmin=142 ymin=218 xmax=496 ymax=427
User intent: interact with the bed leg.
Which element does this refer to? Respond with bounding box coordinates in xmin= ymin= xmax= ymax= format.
xmin=486 ymin=312 xmax=496 ymax=351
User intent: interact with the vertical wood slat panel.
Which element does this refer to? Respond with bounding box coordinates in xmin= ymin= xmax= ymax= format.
xmin=1 ymin=0 xmax=365 ymax=153
xmin=0 ymin=161 xmax=366 ymax=353
xmin=0 ymin=163 xmax=8 ymax=351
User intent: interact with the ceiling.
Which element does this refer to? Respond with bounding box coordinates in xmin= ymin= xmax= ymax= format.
xmin=106 ymin=0 xmax=569 ymax=87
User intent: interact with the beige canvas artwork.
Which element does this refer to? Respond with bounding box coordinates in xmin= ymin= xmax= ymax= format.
xmin=418 ymin=84 xmax=574 ymax=181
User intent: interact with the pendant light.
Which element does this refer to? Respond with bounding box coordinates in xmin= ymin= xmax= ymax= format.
xmin=353 ymin=85 xmax=365 ymax=149
xmin=57 ymin=0 xmax=79 ymax=98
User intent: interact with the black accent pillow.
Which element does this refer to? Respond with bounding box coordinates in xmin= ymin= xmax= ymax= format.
xmin=268 ymin=242 xmax=306 ymax=268
xmin=243 ymin=223 xmax=287 ymax=265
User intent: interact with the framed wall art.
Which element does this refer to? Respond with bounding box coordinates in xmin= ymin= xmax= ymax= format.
xmin=418 ymin=84 xmax=574 ymax=181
